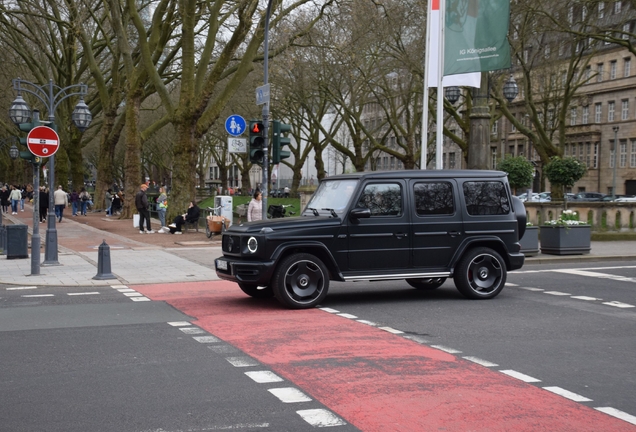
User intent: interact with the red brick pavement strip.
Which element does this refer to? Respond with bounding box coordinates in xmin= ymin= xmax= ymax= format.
xmin=6 ymin=205 xmax=219 ymax=254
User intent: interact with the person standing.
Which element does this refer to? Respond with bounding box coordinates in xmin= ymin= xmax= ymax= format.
xmin=70 ymin=189 xmax=79 ymax=216
xmin=9 ymin=185 xmax=22 ymax=214
xmin=53 ymin=185 xmax=68 ymax=222
xmin=0 ymin=186 xmax=9 ymax=213
xmin=156 ymin=187 xmax=167 ymax=228
xmin=135 ymin=184 xmax=154 ymax=233
xmin=79 ymin=187 xmax=91 ymax=216
xmin=39 ymin=186 xmax=48 ymax=223
xmin=105 ymin=189 xmax=113 ymax=216
xmin=247 ymin=190 xmax=263 ymax=222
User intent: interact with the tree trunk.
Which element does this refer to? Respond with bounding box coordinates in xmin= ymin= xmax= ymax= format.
xmin=122 ymin=93 xmax=143 ymax=219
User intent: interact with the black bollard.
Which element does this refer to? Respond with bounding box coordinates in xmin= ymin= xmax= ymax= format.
xmin=93 ymin=240 xmax=117 ymax=280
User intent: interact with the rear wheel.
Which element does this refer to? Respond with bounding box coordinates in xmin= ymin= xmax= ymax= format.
xmin=272 ymin=253 xmax=329 ymax=309
xmin=406 ymin=277 xmax=446 ymax=290
xmin=205 ymin=221 xmax=212 ymax=238
xmin=454 ymin=247 xmax=506 ymax=299
xmin=238 ymin=283 xmax=274 ymax=298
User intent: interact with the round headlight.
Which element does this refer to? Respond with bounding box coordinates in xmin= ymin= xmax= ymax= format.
xmin=247 ymin=236 xmax=258 ymax=253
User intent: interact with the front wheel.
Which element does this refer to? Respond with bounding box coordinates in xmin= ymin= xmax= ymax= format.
xmin=454 ymin=247 xmax=507 ymax=299
xmin=272 ymin=253 xmax=329 ymax=309
xmin=238 ymin=283 xmax=274 ymax=298
xmin=406 ymin=277 xmax=446 ymax=290
xmin=205 ymin=221 xmax=212 ymax=238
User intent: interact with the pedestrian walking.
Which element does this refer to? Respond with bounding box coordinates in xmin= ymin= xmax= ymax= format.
xmin=79 ymin=188 xmax=91 ymax=216
xmin=0 ymin=186 xmax=9 ymax=213
xmin=39 ymin=186 xmax=48 ymax=223
xmin=156 ymin=187 xmax=168 ymax=228
xmin=247 ymin=190 xmax=263 ymax=222
xmin=9 ymin=185 xmax=21 ymax=214
xmin=105 ymin=189 xmax=113 ymax=216
xmin=135 ymin=184 xmax=154 ymax=233
xmin=53 ymin=185 xmax=68 ymax=222
xmin=70 ymin=189 xmax=79 ymax=216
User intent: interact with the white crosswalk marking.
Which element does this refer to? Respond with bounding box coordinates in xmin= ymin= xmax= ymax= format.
xmin=553 ymin=269 xmax=636 ymax=284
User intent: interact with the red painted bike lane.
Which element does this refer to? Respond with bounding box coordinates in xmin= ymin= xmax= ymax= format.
xmin=134 ymin=281 xmax=634 ymax=431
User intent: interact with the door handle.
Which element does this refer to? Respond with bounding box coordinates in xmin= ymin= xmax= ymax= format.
xmin=448 ymin=231 xmax=461 ymax=236
xmin=395 ymin=233 xmax=407 ymax=239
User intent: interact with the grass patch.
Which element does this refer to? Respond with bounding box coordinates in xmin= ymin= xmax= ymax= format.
xmin=591 ymin=231 xmax=636 ymax=241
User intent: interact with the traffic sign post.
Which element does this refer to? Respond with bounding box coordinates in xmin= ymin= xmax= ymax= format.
xmin=225 ymin=115 xmax=246 ymax=136
xmin=27 ymin=126 xmax=60 ymax=157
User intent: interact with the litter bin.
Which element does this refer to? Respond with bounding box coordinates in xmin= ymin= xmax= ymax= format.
xmin=6 ymin=224 xmax=28 ymax=259
xmin=0 ymin=225 xmax=6 ymax=255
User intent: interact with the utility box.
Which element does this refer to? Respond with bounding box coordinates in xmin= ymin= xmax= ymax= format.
xmin=6 ymin=224 xmax=28 ymax=259
xmin=214 ymin=195 xmax=233 ymax=228
xmin=0 ymin=225 xmax=6 ymax=255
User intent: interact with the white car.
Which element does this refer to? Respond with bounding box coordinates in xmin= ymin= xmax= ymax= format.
xmin=615 ymin=196 xmax=636 ymax=202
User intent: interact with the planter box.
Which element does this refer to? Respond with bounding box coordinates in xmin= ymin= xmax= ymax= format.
xmin=540 ymin=225 xmax=591 ymax=255
xmin=519 ymin=226 xmax=539 ymax=256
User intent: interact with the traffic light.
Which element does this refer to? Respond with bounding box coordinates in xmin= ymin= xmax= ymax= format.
xmin=249 ymin=120 xmax=265 ymax=165
xmin=272 ymin=120 xmax=291 ymax=164
xmin=17 ymin=110 xmax=42 ymax=162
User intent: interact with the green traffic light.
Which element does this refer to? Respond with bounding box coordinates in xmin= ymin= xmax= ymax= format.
xmin=272 ymin=120 xmax=291 ymax=164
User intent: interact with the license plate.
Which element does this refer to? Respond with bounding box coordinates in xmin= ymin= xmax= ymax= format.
xmin=216 ymin=259 xmax=228 ymax=271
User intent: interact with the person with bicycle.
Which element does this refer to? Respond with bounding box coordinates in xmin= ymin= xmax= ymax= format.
xmin=247 ymin=190 xmax=262 ymax=221
xmin=168 ymin=200 xmax=200 ymax=234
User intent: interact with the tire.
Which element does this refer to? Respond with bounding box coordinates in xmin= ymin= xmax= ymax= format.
xmin=406 ymin=277 xmax=447 ymax=290
xmin=272 ymin=253 xmax=329 ymax=309
xmin=238 ymin=283 xmax=274 ymax=298
xmin=206 ymin=221 xmax=212 ymax=238
xmin=454 ymin=248 xmax=507 ymax=299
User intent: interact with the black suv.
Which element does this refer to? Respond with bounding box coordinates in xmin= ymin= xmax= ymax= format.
xmin=215 ymin=170 xmax=526 ymax=309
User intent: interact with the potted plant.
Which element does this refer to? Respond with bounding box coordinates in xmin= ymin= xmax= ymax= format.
xmin=498 ymin=155 xmax=534 ymax=196
xmin=540 ymin=210 xmax=591 ymax=255
xmin=520 ymin=222 xmax=539 ymax=256
xmin=543 ymin=156 xmax=587 ymax=205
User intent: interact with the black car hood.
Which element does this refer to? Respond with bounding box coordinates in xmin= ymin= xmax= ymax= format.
xmin=227 ymin=216 xmax=340 ymax=233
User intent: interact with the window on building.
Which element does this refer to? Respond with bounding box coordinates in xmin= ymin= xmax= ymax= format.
xmin=545 ymin=45 xmax=551 ymax=58
xmin=593 ymin=143 xmax=599 ymax=168
xmin=449 ymin=152 xmax=456 ymax=169
xmin=595 ymin=103 xmax=602 ymax=123
xmin=562 ymin=71 xmax=567 ymax=86
xmin=622 ymin=99 xmax=629 ymax=120
xmin=492 ymin=120 xmax=498 ymax=134
xmin=509 ymin=145 xmax=515 ymax=155
xmin=620 ymin=140 xmax=627 ymax=167
xmin=608 ymin=101 xmax=615 ymax=121
xmin=443 ymin=152 xmax=447 ymax=169
xmin=597 ymin=63 xmax=604 ymax=82
xmin=614 ymin=1 xmax=621 ymax=14
xmin=568 ymin=6 xmax=574 ymax=23
xmin=559 ymin=43 xmax=565 ymax=56
xmin=579 ymin=143 xmax=585 ymax=163
xmin=564 ymin=143 xmax=569 ymax=156
xmin=631 ymin=139 xmax=636 ymax=167
xmin=624 ymin=23 xmax=631 ymax=39
xmin=586 ymin=142 xmax=592 ymax=167
xmin=518 ymin=144 xmax=524 ymax=157
xmin=598 ymin=2 xmax=604 ymax=18
xmin=582 ymin=106 xmax=589 ymax=124
xmin=571 ymin=107 xmax=577 ymax=125
xmin=585 ymin=66 xmax=592 ymax=81
xmin=625 ymin=58 xmax=631 ymax=77
xmin=511 ymin=116 xmax=516 ymax=132
xmin=548 ymin=110 xmax=554 ymax=128
xmin=610 ymin=142 xmax=615 ymax=168
xmin=582 ymin=5 xmax=588 ymax=19
xmin=610 ymin=61 xmax=617 ymax=79
xmin=491 ymin=147 xmax=498 ymax=169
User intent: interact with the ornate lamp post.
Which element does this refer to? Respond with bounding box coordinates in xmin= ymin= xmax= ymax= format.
xmin=445 ymin=86 xmax=461 ymax=105
xmin=503 ymin=75 xmax=519 ymax=103
xmin=9 ymin=78 xmax=92 ymax=266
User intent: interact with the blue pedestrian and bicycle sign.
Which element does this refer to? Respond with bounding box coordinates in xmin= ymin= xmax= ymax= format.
xmin=225 ymin=115 xmax=246 ymax=136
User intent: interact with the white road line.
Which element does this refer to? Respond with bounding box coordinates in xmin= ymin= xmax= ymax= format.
xmin=463 ymin=356 xmax=498 ymax=367
xmin=192 ymin=335 xmax=220 ymax=343
xmin=602 ymin=301 xmax=635 ymax=308
xmin=337 ymin=313 xmax=358 ymax=319
xmin=129 ymin=297 xmax=150 ymax=301
xmin=116 ymin=288 xmax=136 ymax=292
xmin=505 ymin=282 xmax=518 ymax=286
xmin=180 ymin=327 xmax=206 ymax=335
xmin=67 ymin=292 xmax=100 ymax=296
xmin=431 ymin=345 xmax=462 ymax=354
xmin=571 ymin=296 xmax=600 ymax=301
xmin=594 ymin=407 xmax=636 ymax=425
xmin=21 ymin=294 xmax=54 ymax=298
xmin=553 ymin=269 xmax=636 ymax=284
xmin=6 ymin=286 xmax=37 ymax=290
xmin=182 ymin=423 xmax=270 ymax=430
xmin=519 ymin=287 xmax=544 ymax=291
xmin=403 ymin=335 xmax=430 ymax=344
xmin=543 ymin=386 xmax=592 ymax=402
xmin=167 ymin=321 xmax=191 ymax=326
xmin=245 ymin=371 xmax=284 ymax=383
xmin=268 ymin=387 xmax=311 ymax=403
xmin=110 ymin=284 xmax=128 ymax=289
xmin=123 ymin=292 xmax=143 ymax=297
xmin=356 ymin=319 xmax=378 ymax=326
xmin=319 ymin=307 xmax=339 ymax=313
xmin=378 ymin=326 xmax=404 ymax=334
xmin=297 ymin=409 xmax=347 ymax=427
xmin=544 ymin=291 xmax=571 ymax=296
xmin=499 ymin=369 xmax=541 ymax=383
xmin=226 ymin=357 xmax=260 ymax=367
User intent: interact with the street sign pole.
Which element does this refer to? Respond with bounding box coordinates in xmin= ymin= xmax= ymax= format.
xmin=261 ymin=0 xmax=275 ymax=219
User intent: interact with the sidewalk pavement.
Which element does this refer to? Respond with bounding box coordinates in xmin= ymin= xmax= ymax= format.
xmin=1 ymin=205 xmax=635 ymax=287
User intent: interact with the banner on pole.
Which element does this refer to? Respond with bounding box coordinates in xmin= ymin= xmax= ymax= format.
xmin=444 ymin=0 xmax=511 ymax=76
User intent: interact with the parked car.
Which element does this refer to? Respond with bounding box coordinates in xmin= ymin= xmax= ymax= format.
xmin=517 ymin=192 xmax=539 ymax=202
xmin=614 ymin=195 xmax=636 ymax=202
xmin=536 ymin=192 xmax=551 ymax=202
xmin=575 ymin=192 xmax=607 ymax=201
xmin=215 ymin=169 xmax=526 ymax=309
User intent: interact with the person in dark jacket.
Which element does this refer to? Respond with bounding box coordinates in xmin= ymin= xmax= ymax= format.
xmin=135 ymin=184 xmax=153 ymax=233
xmin=39 ymin=186 xmax=49 ymax=223
xmin=167 ymin=201 xmax=200 ymax=234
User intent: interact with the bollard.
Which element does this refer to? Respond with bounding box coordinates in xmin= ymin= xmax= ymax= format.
xmin=0 ymin=225 xmax=5 ymax=255
xmin=93 ymin=240 xmax=117 ymax=280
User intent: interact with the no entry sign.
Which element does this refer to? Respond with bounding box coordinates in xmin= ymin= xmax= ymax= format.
xmin=27 ymin=126 xmax=60 ymax=157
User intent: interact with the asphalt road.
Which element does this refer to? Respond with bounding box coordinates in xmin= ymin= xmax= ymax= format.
xmin=1 ymin=260 xmax=635 ymax=431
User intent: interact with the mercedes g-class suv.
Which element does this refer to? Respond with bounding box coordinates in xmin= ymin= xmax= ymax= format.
xmin=215 ymin=170 xmax=526 ymax=309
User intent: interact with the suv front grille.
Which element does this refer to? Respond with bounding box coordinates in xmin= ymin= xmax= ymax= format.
xmin=222 ymin=234 xmax=242 ymax=254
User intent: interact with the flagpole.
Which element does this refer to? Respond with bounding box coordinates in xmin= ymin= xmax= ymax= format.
xmin=435 ymin=0 xmax=445 ymax=170
xmin=420 ymin=0 xmax=434 ymax=170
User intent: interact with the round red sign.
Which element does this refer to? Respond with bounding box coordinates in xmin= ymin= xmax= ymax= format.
xmin=27 ymin=126 xmax=60 ymax=157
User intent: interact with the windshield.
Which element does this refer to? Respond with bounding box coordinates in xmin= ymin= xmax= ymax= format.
xmin=304 ymin=179 xmax=358 ymax=215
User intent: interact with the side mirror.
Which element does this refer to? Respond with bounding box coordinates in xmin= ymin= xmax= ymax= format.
xmin=349 ymin=208 xmax=371 ymax=219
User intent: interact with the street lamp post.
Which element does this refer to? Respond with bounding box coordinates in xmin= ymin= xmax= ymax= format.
xmin=9 ymin=78 xmax=92 ymax=266
xmin=612 ymin=126 xmax=619 ymax=198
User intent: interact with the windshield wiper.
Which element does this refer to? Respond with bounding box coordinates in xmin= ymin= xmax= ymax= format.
xmin=322 ymin=208 xmax=338 ymax=218
xmin=307 ymin=207 xmax=320 ymax=216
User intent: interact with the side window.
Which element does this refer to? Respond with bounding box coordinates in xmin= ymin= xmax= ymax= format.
xmin=414 ymin=182 xmax=454 ymax=215
xmin=463 ymin=181 xmax=510 ymax=215
xmin=356 ymin=183 xmax=402 ymax=216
